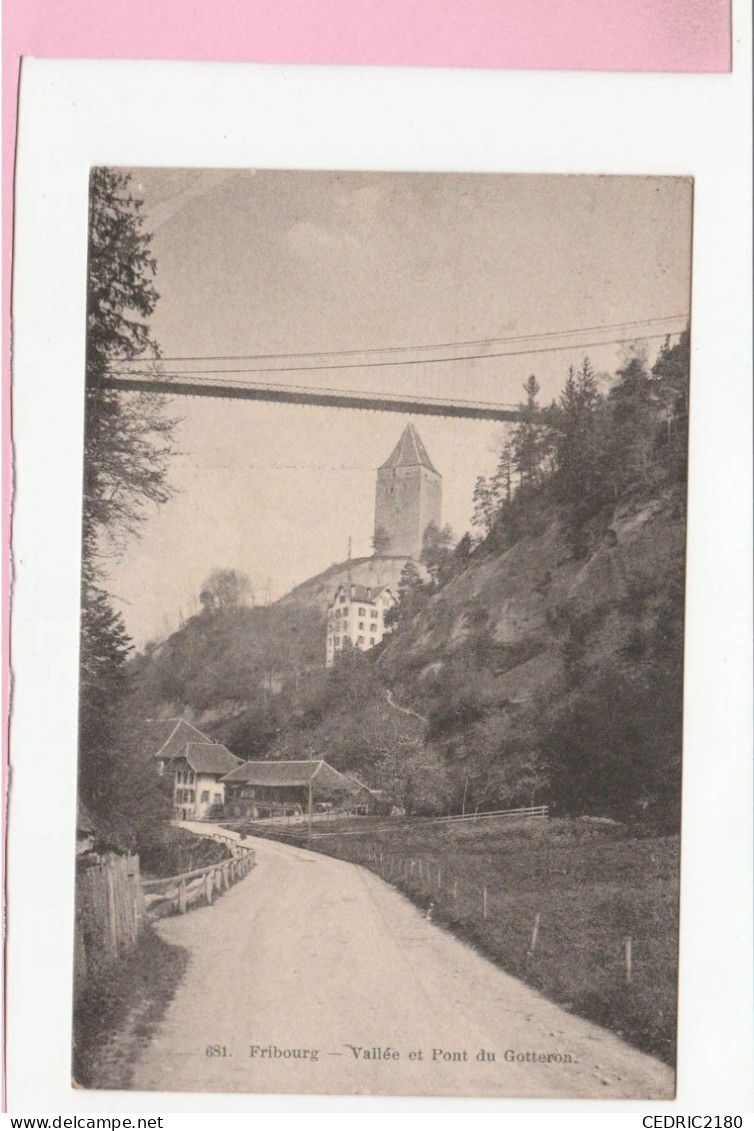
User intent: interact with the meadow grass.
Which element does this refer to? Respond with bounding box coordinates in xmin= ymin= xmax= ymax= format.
xmin=292 ymin=816 xmax=680 ymax=1064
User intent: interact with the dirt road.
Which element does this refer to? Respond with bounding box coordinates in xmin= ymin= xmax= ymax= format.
xmin=131 ymin=827 xmax=674 ymax=1099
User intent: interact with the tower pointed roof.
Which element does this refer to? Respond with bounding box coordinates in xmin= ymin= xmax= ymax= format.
xmin=379 ymin=423 xmax=439 ymax=475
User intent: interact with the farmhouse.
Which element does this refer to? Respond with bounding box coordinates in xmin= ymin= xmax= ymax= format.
xmin=169 ymin=742 xmax=241 ymax=820
xmin=222 ymin=759 xmax=372 ymax=819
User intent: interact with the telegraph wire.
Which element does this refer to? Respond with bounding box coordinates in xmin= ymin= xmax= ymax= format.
xmin=107 ymin=314 xmax=688 ymax=367
xmin=106 ymin=328 xmax=684 ymax=379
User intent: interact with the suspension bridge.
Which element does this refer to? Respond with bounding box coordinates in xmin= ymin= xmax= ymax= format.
xmin=103 ymin=373 xmax=525 ymax=422
xmin=100 ymin=314 xmax=688 ymax=423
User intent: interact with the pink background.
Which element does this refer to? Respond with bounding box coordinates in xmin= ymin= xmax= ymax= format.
xmin=0 ymin=0 xmax=732 ymax=1108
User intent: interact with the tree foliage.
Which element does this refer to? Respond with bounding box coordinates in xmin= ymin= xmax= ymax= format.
xmin=79 ymin=169 xmax=177 ymax=847
xmin=83 ymin=168 xmax=176 ymax=567
xmin=471 ymin=336 xmax=689 ymax=562
xmin=420 ymin=520 xmax=455 ymax=586
xmin=199 ymin=569 xmax=254 ymax=615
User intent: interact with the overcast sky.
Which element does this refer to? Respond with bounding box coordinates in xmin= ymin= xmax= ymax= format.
xmin=104 ymin=169 xmax=692 ymax=647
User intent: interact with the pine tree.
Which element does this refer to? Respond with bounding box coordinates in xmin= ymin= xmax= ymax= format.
xmin=471 ymin=475 xmax=497 ymax=535
xmin=490 ymin=437 xmax=514 ymax=505
xmin=512 ymin=374 xmax=543 ymax=486
xmin=83 ymin=168 xmax=176 ymax=567
xmin=79 ymin=169 xmax=177 ymax=845
xmin=553 ymin=358 xmax=608 ymax=556
xmin=421 ymin=520 xmax=455 ymax=586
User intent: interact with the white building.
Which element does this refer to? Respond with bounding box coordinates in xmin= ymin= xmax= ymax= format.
xmin=168 ymin=742 xmax=241 ymax=820
xmin=326 ymin=582 xmax=396 ymax=667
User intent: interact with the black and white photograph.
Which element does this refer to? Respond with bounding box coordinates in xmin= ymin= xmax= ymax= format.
xmin=72 ymin=167 xmax=692 ymax=1100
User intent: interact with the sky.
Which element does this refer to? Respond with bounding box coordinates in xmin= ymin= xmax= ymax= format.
xmin=103 ymin=169 xmax=693 ymax=647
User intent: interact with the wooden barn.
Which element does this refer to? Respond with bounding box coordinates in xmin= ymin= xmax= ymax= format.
xmin=222 ymin=759 xmax=372 ymax=820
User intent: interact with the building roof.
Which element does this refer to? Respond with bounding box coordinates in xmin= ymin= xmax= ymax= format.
xmin=222 ymin=759 xmax=367 ymax=795
xmin=141 ymin=717 xmax=215 ymax=761
xmin=329 ymin=583 xmax=395 ymax=607
xmin=379 ymin=422 xmax=439 ymax=475
xmin=170 ymin=743 xmax=241 ymax=776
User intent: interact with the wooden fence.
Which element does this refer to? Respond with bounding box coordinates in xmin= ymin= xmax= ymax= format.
xmin=424 ymin=804 xmax=549 ymax=825
xmin=142 ymin=842 xmax=255 ymax=918
xmin=74 ymin=853 xmax=145 ymax=1004
xmin=306 ymin=804 xmax=549 ymax=840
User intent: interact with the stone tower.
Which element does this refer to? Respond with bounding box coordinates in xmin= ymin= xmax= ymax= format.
xmin=374 ymin=422 xmax=441 ymax=559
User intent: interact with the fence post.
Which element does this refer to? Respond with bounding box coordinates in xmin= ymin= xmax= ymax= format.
xmin=482 ymin=886 xmax=488 ymax=921
xmin=453 ymin=878 xmax=458 ymax=901
xmin=529 ymin=912 xmax=541 ymax=956
xmin=106 ymin=859 xmax=118 ymax=955
xmin=624 ymin=937 xmax=633 ymax=984
xmin=178 ymin=881 xmax=187 ymax=914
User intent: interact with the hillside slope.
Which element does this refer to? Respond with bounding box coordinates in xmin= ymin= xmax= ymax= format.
xmin=278 ymin=554 xmax=422 ymax=611
xmin=382 ymin=490 xmax=683 ymax=698
xmin=127 ymin=488 xmax=684 ymax=817
xmin=375 ymin=487 xmax=685 ymax=821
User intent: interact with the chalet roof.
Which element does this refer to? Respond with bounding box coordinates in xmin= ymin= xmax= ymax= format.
xmin=171 ymin=743 xmax=241 ymax=775
xmin=379 ymin=422 xmax=439 ymax=475
xmin=330 ymin=583 xmax=394 ymax=606
xmin=223 ymin=759 xmax=367 ymax=795
xmin=141 ymin=717 xmax=215 ymax=761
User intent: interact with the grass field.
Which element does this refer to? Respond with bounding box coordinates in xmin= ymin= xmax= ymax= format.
xmin=243 ymin=815 xmax=680 ymax=1065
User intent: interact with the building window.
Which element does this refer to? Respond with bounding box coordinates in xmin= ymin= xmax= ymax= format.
xmin=339 ymin=593 xmax=346 ymax=602
xmin=358 ymin=607 xmax=366 ymax=616
xmin=358 ymin=636 xmax=365 ymax=645
xmin=214 ymin=793 xmax=222 ymax=804
xmin=370 ymin=609 xmax=378 ymax=618
xmin=201 ymin=791 xmax=210 ymax=803
xmin=358 ymin=621 xmax=364 ymax=630
xmin=369 ymin=637 xmax=376 ymax=647
xmin=334 ymin=636 xmax=340 ymax=645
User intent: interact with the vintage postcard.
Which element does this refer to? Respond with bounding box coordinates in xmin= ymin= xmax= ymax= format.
xmin=69 ymin=168 xmax=693 ymax=1099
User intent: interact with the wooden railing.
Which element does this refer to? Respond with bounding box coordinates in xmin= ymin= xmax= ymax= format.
xmin=142 ymin=842 xmax=255 ymax=918
xmin=304 ymin=804 xmax=549 ymax=839
xmin=424 ymin=804 xmax=549 ymax=824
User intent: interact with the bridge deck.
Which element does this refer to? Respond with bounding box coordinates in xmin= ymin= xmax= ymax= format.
xmin=104 ymin=376 xmax=524 ymax=423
